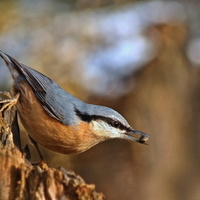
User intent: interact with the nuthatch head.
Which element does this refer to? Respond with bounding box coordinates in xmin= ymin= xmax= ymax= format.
xmin=0 ymin=50 xmax=149 ymax=154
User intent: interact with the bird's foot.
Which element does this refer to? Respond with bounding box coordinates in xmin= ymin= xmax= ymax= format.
xmin=32 ymin=160 xmax=49 ymax=171
xmin=0 ymin=92 xmax=20 ymax=112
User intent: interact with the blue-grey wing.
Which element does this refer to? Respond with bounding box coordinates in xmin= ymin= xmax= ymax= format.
xmin=3 ymin=52 xmax=73 ymax=123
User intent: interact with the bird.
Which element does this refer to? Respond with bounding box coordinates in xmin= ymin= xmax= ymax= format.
xmin=0 ymin=50 xmax=149 ymax=158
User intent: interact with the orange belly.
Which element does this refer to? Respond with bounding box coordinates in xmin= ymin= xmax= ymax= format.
xmin=14 ymin=81 xmax=101 ymax=154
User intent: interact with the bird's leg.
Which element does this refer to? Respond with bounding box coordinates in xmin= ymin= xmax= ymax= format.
xmin=28 ymin=135 xmax=48 ymax=170
xmin=29 ymin=135 xmax=44 ymax=161
xmin=0 ymin=92 xmax=20 ymax=112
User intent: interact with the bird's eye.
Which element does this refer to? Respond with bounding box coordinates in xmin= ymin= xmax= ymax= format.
xmin=112 ymin=121 xmax=121 ymax=128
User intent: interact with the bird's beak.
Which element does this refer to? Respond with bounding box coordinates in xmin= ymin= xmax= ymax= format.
xmin=125 ymin=128 xmax=150 ymax=144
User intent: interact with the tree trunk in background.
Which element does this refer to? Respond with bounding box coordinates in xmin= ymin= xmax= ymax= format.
xmin=124 ymin=24 xmax=200 ymax=200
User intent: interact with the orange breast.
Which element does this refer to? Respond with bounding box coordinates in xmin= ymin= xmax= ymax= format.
xmin=14 ymin=81 xmax=102 ymax=154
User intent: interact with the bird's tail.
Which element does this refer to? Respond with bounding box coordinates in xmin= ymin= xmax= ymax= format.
xmin=0 ymin=50 xmax=23 ymax=80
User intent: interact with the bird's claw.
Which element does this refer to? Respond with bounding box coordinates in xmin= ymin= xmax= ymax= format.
xmin=0 ymin=92 xmax=20 ymax=112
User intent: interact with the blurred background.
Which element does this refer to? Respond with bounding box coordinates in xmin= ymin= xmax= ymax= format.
xmin=1 ymin=0 xmax=200 ymax=199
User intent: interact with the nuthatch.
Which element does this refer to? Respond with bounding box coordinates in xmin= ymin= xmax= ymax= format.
xmin=0 ymin=50 xmax=149 ymax=156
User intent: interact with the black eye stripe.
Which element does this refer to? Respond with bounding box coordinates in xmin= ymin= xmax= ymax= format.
xmin=75 ymin=109 xmax=92 ymax=122
xmin=75 ymin=109 xmax=129 ymax=131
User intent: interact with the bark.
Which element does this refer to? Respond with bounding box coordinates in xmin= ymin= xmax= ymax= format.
xmin=0 ymin=92 xmax=104 ymax=200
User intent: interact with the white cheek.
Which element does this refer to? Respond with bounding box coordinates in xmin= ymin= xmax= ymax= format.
xmin=91 ymin=121 xmax=125 ymax=138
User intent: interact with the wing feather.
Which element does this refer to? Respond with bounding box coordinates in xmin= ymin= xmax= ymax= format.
xmin=5 ymin=53 xmax=61 ymax=121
